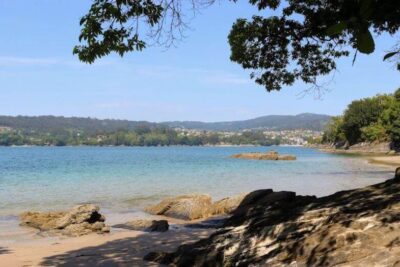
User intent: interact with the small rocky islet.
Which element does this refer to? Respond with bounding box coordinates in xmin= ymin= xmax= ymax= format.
xmin=231 ymin=150 xmax=296 ymax=160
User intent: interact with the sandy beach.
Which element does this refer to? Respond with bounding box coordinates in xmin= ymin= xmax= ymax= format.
xmin=368 ymin=155 xmax=400 ymax=167
xmin=0 ymin=226 xmax=214 ymax=266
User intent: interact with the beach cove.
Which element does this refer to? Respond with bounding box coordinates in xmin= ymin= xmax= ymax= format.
xmin=0 ymin=146 xmax=395 ymax=265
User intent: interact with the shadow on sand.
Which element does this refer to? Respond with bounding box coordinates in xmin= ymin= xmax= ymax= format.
xmin=0 ymin=247 xmax=11 ymax=255
xmin=39 ymin=228 xmax=212 ymax=266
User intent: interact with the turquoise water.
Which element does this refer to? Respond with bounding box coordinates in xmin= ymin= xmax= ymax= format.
xmin=0 ymin=146 xmax=393 ymax=218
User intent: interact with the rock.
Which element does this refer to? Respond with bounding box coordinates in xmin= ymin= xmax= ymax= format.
xmin=227 ymin=190 xmax=300 ymax=226
xmin=230 ymin=150 xmax=296 ymax=161
xmin=114 ymin=219 xmax=169 ymax=232
xmin=19 ymin=204 xmax=109 ymax=236
xmin=55 ymin=204 xmax=103 ymax=229
xmin=144 ymin=178 xmax=400 ymax=266
xmin=396 ymin=167 xmax=400 ymax=179
xmin=211 ymin=194 xmax=247 ymax=215
xmin=277 ymin=154 xmax=297 ymax=160
xmin=143 ymin=252 xmax=170 ymax=263
xmin=20 ymin=211 xmax=66 ymax=231
xmin=145 ymin=194 xmax=212 ymax=220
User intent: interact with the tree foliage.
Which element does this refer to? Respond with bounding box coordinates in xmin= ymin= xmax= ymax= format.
xmin=74 ymin=0 xmax=215 ymax=63
xmin=322 ymin=116 xmax=346 ymax=144
xmin=322 ymin=88 xmax=400 ymax=147
xmin=76 ymin=0 xmax=400 ymax=90
xmin=341 ymin=94 xmax=392 ymax=144
xmin=228 ymin=0 xmax=400 ymax=91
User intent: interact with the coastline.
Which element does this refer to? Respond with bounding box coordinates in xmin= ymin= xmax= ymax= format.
xmin=2 ymin=171 xmax=398 ymax=266
xmin=367 ymin=156 xmax=400 ymax=167
xmin=0 ymin=146 xmax=397 ymax=266
xmin=309 ymin=145 xmax=400 ymax=167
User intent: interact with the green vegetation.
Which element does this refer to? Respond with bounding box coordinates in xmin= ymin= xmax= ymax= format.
xmin=0 ymin=114 xmax=330 ymax=133
xmin=0 ymin=126 xmax=279 ymax=147
xmin=164 ymin=113 xmax=330 ymax=131
xmin=322 ymin=88 xmax=400 ymax=148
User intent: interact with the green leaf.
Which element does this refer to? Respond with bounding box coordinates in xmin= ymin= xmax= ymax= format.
xmin=383 ymin=51 xmax=398 ymax=61
xmin=360 ymin=0 xmax=373 ymax=18
xmin=356 ymin=30 xmax=375 ymax=54
xmin=326 ymin=22 xmax=347 ymax=35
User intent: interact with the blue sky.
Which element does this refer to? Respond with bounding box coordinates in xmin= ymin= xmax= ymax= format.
xmin=0 ymin=0 xmax=398 ymax=122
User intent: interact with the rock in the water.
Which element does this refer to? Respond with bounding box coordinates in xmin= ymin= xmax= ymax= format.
xmin=19 ymin=204 xmax=109 ymax=236
xmin=114 ymin=219 xmax=169 ymax=232
xmin=231 ymin=150 xmax=296 ymax=160
xmin=145 ymin=194 xmax=212 ymax=220
xmin=211 ymin=194 xmax=246 ymax=215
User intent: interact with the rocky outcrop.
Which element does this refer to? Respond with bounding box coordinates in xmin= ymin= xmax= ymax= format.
xmin=347 ymin=141 xmax=393 ymax=154
xmin=145 ymin=194 xmax=213 ymax=220
xmin=210 ymin=194 xmax=247 ymax=215
xmin=145 ymin=175 xmax=400 ymax=266
xmin=20 ymin=204 xmax=109 ymax=236
xmin=316 ymin=141 xmax=399 ymax=155
xmin=145 ymin=193 xmax=246 ymax=220
xmin=113 ymin=220 xmax=169 ymax=232
xmin=231 ymin=150 xmax=296 ymax=161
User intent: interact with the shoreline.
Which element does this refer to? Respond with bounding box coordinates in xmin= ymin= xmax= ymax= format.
xmin=309 ymin=145 xmax=400 ymax=167
xmin=0 ymin=147 xmax=397 ymax=266
xmin=2 ymin=172 xmax=398 ymax=266
xmin=367 ymin=156 xmax=400 ymax=167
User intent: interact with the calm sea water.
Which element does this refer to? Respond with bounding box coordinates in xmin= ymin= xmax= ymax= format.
xmin=0 ymin=146 xmax=393 ymax=216
xmin=0 ymin=146 xmax=394 ymax=241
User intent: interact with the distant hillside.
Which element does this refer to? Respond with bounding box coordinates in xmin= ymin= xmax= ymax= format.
xmin=163 ymin=113 xmax=331 ymax=131
xmin=0 ymin=116 xmax=157 ymax=135
xmin=0 ymin=113 xmax=331 ymax=133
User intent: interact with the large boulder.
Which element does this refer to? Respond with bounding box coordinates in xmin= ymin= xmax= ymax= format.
xmin=144 ymin=178 xmax=400 ymax=266
xmin=19 ymin=211 xmax=66 ymax=231
xmin=55 ymin=204 xmax=104 ymax=229
xmin=145 ymin=194 xmax=212 ymax=220
xmin=211 ymin=194 xmax=247 ymax=215
xmin=19 ymin=204 xmax=109 ymax=236
xmin=113 ymin=219 xmax=169 ymax=232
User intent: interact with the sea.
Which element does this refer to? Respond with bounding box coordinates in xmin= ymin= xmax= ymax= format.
xmin=0 ymin=146 xmax=394 ymax=242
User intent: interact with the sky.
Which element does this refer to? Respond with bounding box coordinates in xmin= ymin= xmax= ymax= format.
xmin=0 ymin=0 xmax=398 ymax=122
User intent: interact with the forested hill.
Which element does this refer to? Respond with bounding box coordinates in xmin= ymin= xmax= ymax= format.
xmin=0 ymin=116 xmax=157 ymax=135
xmin=0 ymin=113 xmax=330 ymax=133
xmin=163 ymin=113 xmax=331 ymax=131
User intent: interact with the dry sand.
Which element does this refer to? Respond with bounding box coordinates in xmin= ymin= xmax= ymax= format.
xmin=0 ymin=227 xmax=214 ymax=266
xmin=368 ymin=155 xmax=400 ymax=167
